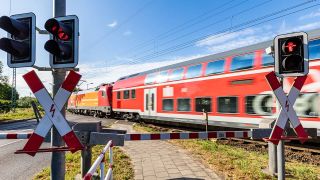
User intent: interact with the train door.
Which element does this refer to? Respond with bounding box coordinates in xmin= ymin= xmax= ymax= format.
xmin=144 ymin=88 xmax=157 ymax=116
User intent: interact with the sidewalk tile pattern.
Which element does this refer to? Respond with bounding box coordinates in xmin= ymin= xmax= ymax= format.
xmin=112 ymin=123 xmax=221 ymax=180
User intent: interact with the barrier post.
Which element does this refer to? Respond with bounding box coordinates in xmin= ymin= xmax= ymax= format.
xmin=81 ymin=146 xmax=92 ymax=177
xmin=203 ymin=109 xmax=208 ymax=138
xmin=277 ymin=140 xmax=285 ymax=180
xmin=268 ymin=142 xmax=277 ymax=175
xmin=31 ymin=101 xmax=41 ymax=123
xmin=100 ymin=156 xmax=105 ymax=180
xmin=109 ymin=142 xmax=113 ymax=179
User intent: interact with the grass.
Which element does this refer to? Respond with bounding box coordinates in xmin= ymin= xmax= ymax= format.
xmin=33 ymin=146 xmax=134 ymax=180
xmin=0 ymin=108 xmax=37 ymax=121
xmin=133 ymin=123 xmax=320 ymax=180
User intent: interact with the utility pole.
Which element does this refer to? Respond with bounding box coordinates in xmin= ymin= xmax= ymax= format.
xmin=51 ymin=0 xmax=66 ymax=179
xmin=11 ymin=68 xmax=16 ymax=111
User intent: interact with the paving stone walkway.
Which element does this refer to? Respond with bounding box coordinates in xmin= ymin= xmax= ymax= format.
xmin=112 ymin=122 xmax=221 ymax=180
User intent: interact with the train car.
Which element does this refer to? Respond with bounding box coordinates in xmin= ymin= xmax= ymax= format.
xmin=112 ymin=29 xmax=320 ymax=131
xmin=68 ymin=83 xmax=113 ymax=117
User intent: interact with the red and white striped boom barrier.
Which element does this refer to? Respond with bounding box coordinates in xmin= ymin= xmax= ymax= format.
xmin=0 ymin=131 xmax=253 ymax=141
xmin=0 ymin=133 xmax=32 ymax=139
xmin=125 ymin=131 xmax=252 ymax=141
xmin=83 ymin=140 xmax=113 ymax=180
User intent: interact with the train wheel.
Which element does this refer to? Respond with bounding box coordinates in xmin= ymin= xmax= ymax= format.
xmin=99 ymin=112 xmax=106 ymax=118
xmin=134 ymin=114 xmax=141 ymax=122
xmin=122 ymin=114 xmax=128 ymax=120
xmin=93 ymin=111 xmax=98 ymax=118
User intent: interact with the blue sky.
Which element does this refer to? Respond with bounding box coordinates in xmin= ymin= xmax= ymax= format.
xmin=1 ymin=0 xmax=320 ymax=96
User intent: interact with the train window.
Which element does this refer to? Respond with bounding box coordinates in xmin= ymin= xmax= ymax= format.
xmin=230 ymin=54 xmax=254 ymax=71
xmin=157 ymin=71 xmax=168 ymax=83
xmin=309 ymin=39 xmax=320 ymax=60
xmin=217 ymin=97 xmax=238 ymax=113
xmin=206 ymin=60 xmax=225 ymax=75
xmin=195 ymin=97 xmax=212 ymax=112
xmin=177 ymin=98 xmax=191 ymax=111
xmin=101 ymin=91 xmax=106 ymax=97
xmin=169 ymin=68 xmax=184 ymax=81
xmin=123 ymin=90 xmax=130 ymax=99
xmin=131 ymin=89 xmax=136 ymax=99
xmin=162 ymin=99 xmax=173 ymax=111
xmin=295 ymin=93 xmax=319 ymax=117
xmin=117 ymin=91 xmax=121 ymax=99
xmin=245 ymin=95 xmax=273 ymax=115
xmin=186 ymin=64 xmax=202 ymax=79
xmin=145 ymin=73 xmax=157 ymax=84
xmin=262 ymin=53 xmax=274 ymax=66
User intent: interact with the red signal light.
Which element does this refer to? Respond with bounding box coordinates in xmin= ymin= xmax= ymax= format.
xmin=45 ymin=18 xmax=71 ymax=41
xmin=285 ymin=42 xmax=296 ymax=53
xmin=58 ymin=29 xmax=69 ymax=40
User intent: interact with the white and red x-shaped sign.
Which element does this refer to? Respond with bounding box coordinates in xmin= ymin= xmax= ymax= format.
xmin=21 ymin=70 xmax=83 ymax=156
xmin=266 ymin=71 xmax=309 ymax=145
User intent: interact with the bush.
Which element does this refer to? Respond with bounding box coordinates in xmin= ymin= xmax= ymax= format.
xmin=0 ymin=99 xmax=11 ymax=113
xmin=17 ymin=97 xmax=40 ymax=108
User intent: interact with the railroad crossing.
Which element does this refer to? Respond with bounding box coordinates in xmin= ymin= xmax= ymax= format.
xmin=0 ymin=0 xmax=320 ymax=180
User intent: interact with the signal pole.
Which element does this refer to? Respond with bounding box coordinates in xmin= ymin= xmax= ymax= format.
xmin=51 ymin=0 xmax=66 ymax=179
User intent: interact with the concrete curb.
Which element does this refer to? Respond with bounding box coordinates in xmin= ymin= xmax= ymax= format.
xmin=0 ymin=118 xmax=35 ymax=125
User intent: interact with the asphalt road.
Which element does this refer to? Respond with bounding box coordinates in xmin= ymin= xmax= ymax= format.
xmin=0 ymin=114 xmax=117 ymax=180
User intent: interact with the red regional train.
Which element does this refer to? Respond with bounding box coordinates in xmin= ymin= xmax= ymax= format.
xmin=68 ymin=29 xmax=320 ymax=133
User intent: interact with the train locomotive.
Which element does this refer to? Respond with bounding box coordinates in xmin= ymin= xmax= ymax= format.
xmin=68 ymin=29 xmax=320 ymax=133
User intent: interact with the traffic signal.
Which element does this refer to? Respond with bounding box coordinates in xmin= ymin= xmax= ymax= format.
xmin=44 ymin=15 xmax=79 ymax=68
xmin=0 ymin=13 xmax=36 ymax=68
xmin=274 ymin=32 xmax=308 ymax=77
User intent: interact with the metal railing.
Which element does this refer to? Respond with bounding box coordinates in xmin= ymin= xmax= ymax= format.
xmin=83 ymin=140 xmax=113 ymax=180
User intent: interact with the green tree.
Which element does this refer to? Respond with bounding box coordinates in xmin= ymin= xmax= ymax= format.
xmin=0 ymin=61 xmax=8 ymax=83
xmin=0 ymin=61 xmax=19 ymax=101
xmin=17 ymin=96 xmax=39 ymax=108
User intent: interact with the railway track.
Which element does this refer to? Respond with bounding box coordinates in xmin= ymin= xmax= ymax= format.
xmin=227 ymin=138 xmax=320 ymax=155
xmin=136 ymin=121 xmax=320 ymax=165
xmin=74 ymin=114 xmax=320 ymax=165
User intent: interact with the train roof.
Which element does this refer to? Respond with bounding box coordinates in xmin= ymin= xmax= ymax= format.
xmin=118 ymin=28 xmax=320 ymax=81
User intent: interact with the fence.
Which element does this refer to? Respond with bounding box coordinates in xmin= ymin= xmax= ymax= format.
xmin=83 ymin=140 xmax=113 ymax=180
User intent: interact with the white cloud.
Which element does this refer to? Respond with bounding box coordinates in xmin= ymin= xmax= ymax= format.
xmin=196 ymin=26 xmax=274 ymax=54
xmin=123 ymin=30 xmax=132 ymax=36
xmin=108 ymin=21 xmax=118 ymax=28
xmin=77 ymin=55 xmax=202 ymax=91
xmin=3 ymin=67 xmax=53 ymax=97
xmin=196 ymin=28 xmax=256 ymax=47
xmin=195 ymin=21 xmax=320 ymax=54
xmin=292 ymin=22 xmax=320 ymax=32
xmin=299 ymin=8 xmax=320 ymax=20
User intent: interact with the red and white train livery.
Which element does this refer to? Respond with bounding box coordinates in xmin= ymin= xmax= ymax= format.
xmin=68 ymin=29 xmax=320 ymax=133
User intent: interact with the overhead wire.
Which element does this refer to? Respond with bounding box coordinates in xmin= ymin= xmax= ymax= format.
xmin=104 ymin=0 xmax=319 ymax=75
xmin=124 ymin=0 xmax=238 ymax=53
xmin=129 ymin=0 xmax=272 ymax=63
xmin=119 ymin=0 xmax=255 ymax=66
xmin=129 ymin=0 xmax=319 ymax=63
xmin=84 ymin=0 xmax=154 ymax=53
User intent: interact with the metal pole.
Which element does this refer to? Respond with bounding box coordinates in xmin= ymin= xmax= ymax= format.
xmin=205 ymin=112 xmax=208 ymax=135
xmin=100 ymin=155 xmax=105 ymax=180
xmin=268 ymin=142 xmax=277 ymax=175
xmin=277 ymin=77 xmax=285 ymax=180
xmin=51 ymin=1 xmax=66 ymax=179
xmin=31 ymin=101 xmax=41 ymax=123
xmin=277 ymin=140 xmax=285 ymax=180
xmin=81 ymin=146 xmax=92 ymax=177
